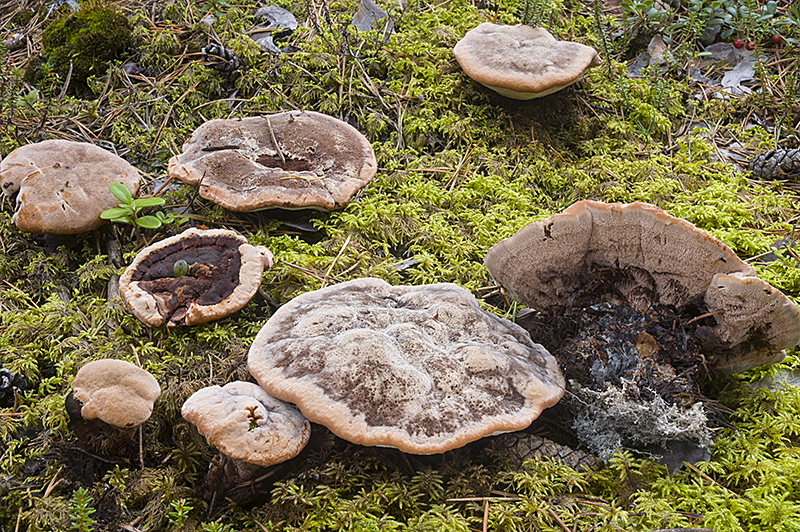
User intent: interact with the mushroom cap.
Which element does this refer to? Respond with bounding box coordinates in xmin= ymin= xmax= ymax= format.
xmin=0 ymin=140 xmax=141 ymax=234
xmin=71 ymin=359 xmax=161 ymax=428
xmin=247 ymin=278 xmax=565 ymax=454
xmin=701 ymin=272 xmax=800 ymax=373
xmin=119 ymin=228 xmax=274 ymax=327
xmin=181 ymin=381 xmax=310 ymax=467
xmin=485 ymin=200 xmax=800 ymax=372
xmin=485 ymin=200 xmax=754 ymax=311
xmin=453 ymin=23 xmax=601 ymax=100
xmin=167 ymin=111 xmax=377 ymax=211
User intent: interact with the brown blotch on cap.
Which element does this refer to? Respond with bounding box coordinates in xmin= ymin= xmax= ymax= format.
xmin=167 ymin=111 xmax=377 ymax=211
xmin=119 ymin=228 xmax=274 ymax=327
xmin=71 ymin=359 xmax=161 ymax=428
xmin=181 ymin=381 xmax=311 ymax=467
xmin=700 ymin=272 xmax=800 ymax=373
xmin=453 ymin=23 xmax=601 ymax=100
xmin=0 ymin=139 xmax=141 ymax=234
xmin=485 ymin=200 xmax=800 ymax=372
xmin=247 ymin=278 xmax=565 ymax=455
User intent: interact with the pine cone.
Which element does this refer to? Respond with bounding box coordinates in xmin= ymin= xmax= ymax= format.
xmin=491 ymin=432 xmax=601 ymax=470
xmin=748 ymin=148 xmax=800 ymax=180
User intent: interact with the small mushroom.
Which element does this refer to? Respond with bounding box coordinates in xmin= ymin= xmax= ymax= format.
xmin=453 ymin=23 xmax=601 ymax=100
xmin=119 ymin=228 xmax=274 ymax=327
xmin=181 ymin=381 xmax=310 ymax=501
xmin=0 ymin=140 xmax=141 ymax=234
xmin=247 ymin=278 xmax=565 ymax=454
xmin=167 ymin=111 xmax=377 ymax=211
xmin=67 ymin=359 xmax=160 ymax=454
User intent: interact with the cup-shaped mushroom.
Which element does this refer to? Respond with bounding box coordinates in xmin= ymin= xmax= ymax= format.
xmin=167 ymin=111 xmax=377 ymax=211
xmin=119 ymin=228 xmax=274 ymax=327
xmin=247 ymin=278 xmax=565 ymax=454
xmin=0 ymin=140 xmax=141 ymax=234
xmin=484 ymin=200 xmax=800 ymax=372
xmin=453 ymin=23 xmax=601 ymax=99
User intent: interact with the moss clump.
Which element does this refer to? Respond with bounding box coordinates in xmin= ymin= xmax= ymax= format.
xmin=41 ymin=5 xmax=132 ymax=93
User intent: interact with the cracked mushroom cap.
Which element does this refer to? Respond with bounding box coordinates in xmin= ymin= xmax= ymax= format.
xmin=700 ymin=272 xmax=800 ymax=373
xmin=247 ymin=278 xmax=565 ymax=454
xmin=167 ymin=111 xmax=377 ymax=211
xmin=485 ymin=200 xmax=754 ymax=312
xmin=71 ymin=359 xmax=160 ymax=428
xmin=485 ymin=200 xmax=800 ymax=372
xmin=0 ymin=140 xmax=141 ymax=234
xmin=181 ymin=381 xmax=310 ymax=467
xmin=453 ymin=23 xmax=601 ymax=100
xmin=119 ymin=228 xmax=274 ymax=327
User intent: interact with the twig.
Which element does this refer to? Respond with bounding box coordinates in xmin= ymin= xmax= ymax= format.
xmin=320 ymin=234 xmax=352 ymax=289
xmin=147 ymin=80 xmax=200 ymax=157
xmin=685 ymin=309 xmax=724 ymax=325
xmin=265 ymin=116 xmax=285 ymax=165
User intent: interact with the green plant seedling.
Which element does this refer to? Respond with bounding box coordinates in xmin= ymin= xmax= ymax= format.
xmin=100 ymin=182 xmax=189 ymax=230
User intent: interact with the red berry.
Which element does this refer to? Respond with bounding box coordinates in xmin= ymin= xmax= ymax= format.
xmin=771 ymin=35 xmax=782 ymax=44
xmin=733 ymin=38 xmax=744 ymax=48
xmin=746 ymin=41 xmax=756 ymax=50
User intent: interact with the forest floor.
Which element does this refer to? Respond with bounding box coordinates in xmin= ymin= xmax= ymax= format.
xmin=1 ymin=0 xmax=800 ymax=530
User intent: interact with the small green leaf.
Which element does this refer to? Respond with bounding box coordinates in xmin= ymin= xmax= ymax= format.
xmin=100 ymin=207 xmax=134 ymax=220
xmin=131 ymin=197 xmax=166 ymax=211
xmin=135 ymin=215 xmax=163 ymax=229
xmin=110 ymin=182 xmax=133 ymax=204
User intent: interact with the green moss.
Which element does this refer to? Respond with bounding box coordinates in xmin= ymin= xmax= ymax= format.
xmin=40 ymin=4 xmax=133 ymax=93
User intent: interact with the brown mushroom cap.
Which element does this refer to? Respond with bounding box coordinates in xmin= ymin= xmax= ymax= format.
xmin=181 ymin=381 xmax=310 ymax=467
xmin=701 ymin=272 xmax=800 ymax=372
xmin=485 ymin=200 xmax=800 ymax=372
xmin=453 ymin=23 xmax=601 ymax=100
xmin=247 ymin=278 xmax=565 ymax=454
xmin=485 ymin=200 xmax=754 ymax=312
xmin=71 ymin=359 xmax=161 ymax=428
xmin=0 ymin=140 xmax=141 ymax=234
xmin=167 ymin=111 xmax=377 ymax=211
xmin=119 ymin=228 xmax=274 ymax=327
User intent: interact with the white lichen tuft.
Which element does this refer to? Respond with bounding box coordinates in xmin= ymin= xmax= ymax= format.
xmin=568 ymin=380 xmax=711 ymax=462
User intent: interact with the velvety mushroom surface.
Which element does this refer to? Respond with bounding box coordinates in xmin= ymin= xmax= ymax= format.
xmin=167 ymin=111 xmax=377 ymax=211
xmin=0 ymin=139 xmax=141 ymax=234
xmin=181 ymin=381 xmax=310 ymax=467
xmin=120 ymin=228 xmax=273 ymax=327
xmin=71 ymin=359 xmax=161 ymax=428
xmin=247 ymin=278 xmax=565 ymax=455
xmin=453 ymin=23 xmax=601 ymax=99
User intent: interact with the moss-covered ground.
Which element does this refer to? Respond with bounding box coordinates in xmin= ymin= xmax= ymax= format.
xmin=1 ymin=0 xmax=800 ymax=530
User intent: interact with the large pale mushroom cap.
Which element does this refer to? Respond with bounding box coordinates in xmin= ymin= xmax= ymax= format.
xmin=181 ymin=381 xmax=310 ymax=467
xmin=453 ymin=23 xmax=601 ymax=100
xmin=71 ymin=359 xmax=161 ymax=428
xmin=119 ymin=228 xmax=274 ymax=327
xmin=247 ymin=278 xmax=565 ymax=454
xmin=167 ymin=111 xmax=377 ymax=211
xmin=0 ymin=140 xmax=141 ymax=234
xmin=485 ymin=200 xmax=800 ymax=372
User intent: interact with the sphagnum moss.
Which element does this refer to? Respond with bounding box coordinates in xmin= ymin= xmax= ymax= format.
xmin=1 ymin=0 xmax=800 ymax=529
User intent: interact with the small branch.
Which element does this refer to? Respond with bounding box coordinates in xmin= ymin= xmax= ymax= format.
xmin=265 ymin=116 xmax=286 ymax=165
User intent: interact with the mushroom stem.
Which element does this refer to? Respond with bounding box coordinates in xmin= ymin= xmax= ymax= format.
xmin=199 ymin=452 xmax=267 ymax=503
